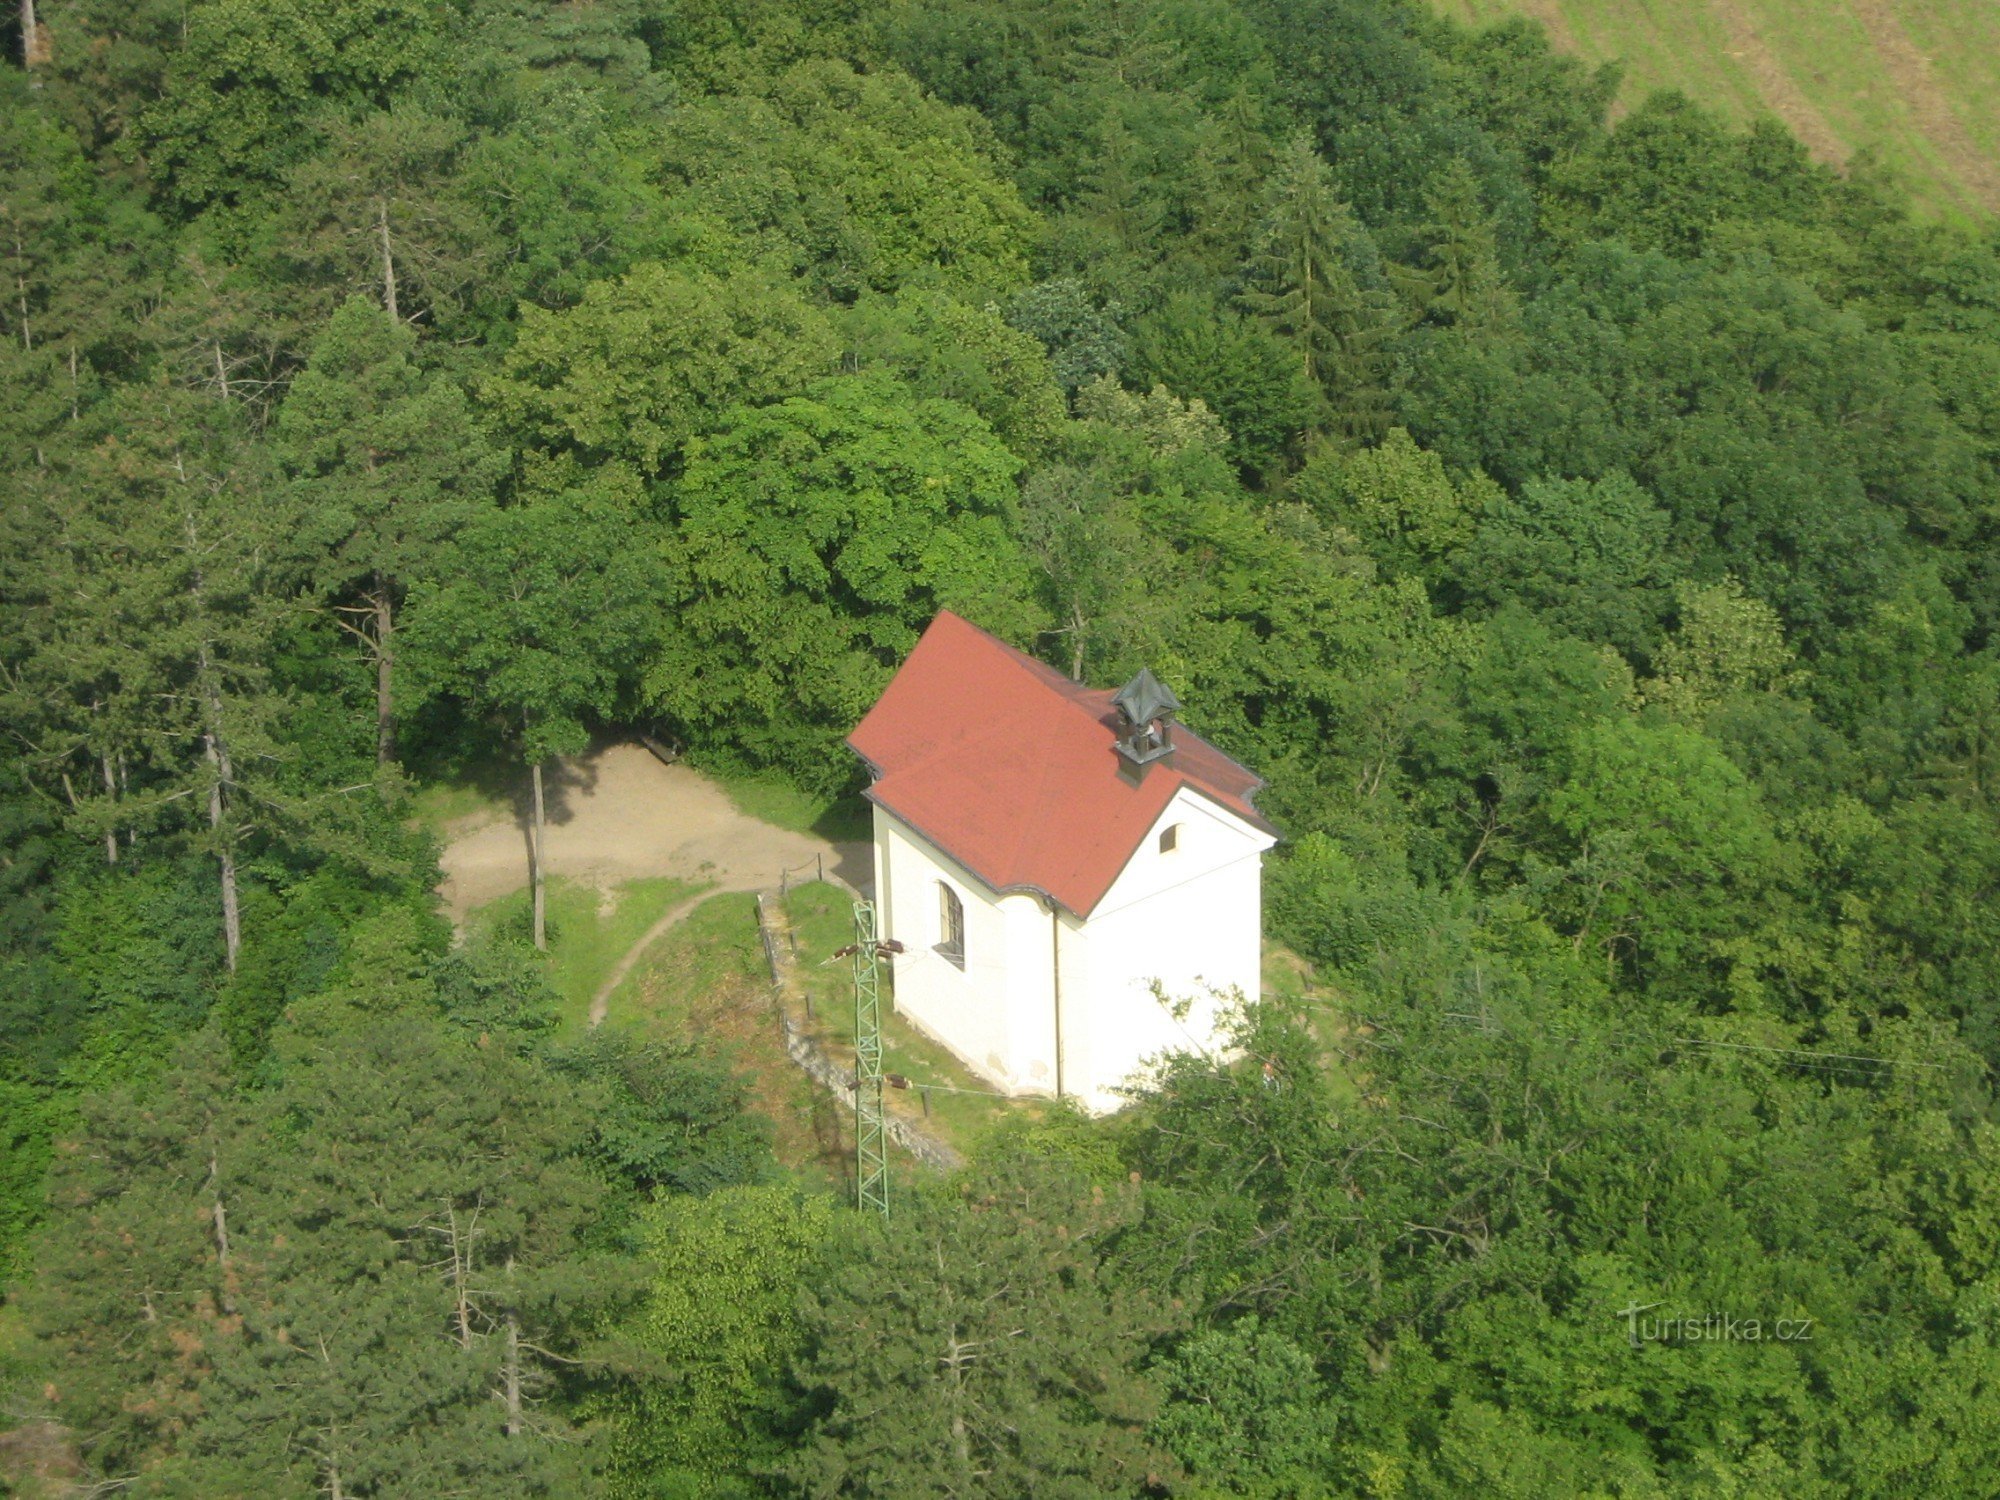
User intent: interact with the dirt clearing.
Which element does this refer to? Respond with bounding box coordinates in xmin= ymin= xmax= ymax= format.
xmin=435 ymin=742 xmax=872 ymax=925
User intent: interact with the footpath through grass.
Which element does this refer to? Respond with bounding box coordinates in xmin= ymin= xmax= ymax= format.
xmin=595 ymin=890 xmax=853 ymax=1188
xmin=465 ymin=876 xmax=707 ymax=1031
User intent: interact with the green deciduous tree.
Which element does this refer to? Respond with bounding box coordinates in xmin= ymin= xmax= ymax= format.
xmin=606 ymin=1184 xmax=832 ymax=1497
xmin=648 ymin=374 xmax=1041 ymax=789
xmin=841 ymin=288 xmax=1068 ymax=459
xmin=653 ymin=60 xmax=1036 ymax=301
xmin=404 ymin=461 xmax=663 ymax=947
xmin=1452 ymin=472 xmax=1677 ymax=662
xmin=483 ymin=260 xmax=836 ymax=474
xmin=1641 ymin=576 xmax=1799 ymax=721
xmin=1151 ymin=1318 xmax=1337 ymax=1497
xmin=1541 ymin=716 xmax=1780 ymax=981
xmin=1290 ymin=426 xmax=1496 ymax=580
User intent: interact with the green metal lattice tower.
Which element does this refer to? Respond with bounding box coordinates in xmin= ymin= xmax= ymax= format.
xmin=851 ymin=900 xmax=889 ymax=1218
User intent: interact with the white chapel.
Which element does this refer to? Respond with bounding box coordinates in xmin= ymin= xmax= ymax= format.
xmin=846 ymin=611 xmax=1277 ymax=1113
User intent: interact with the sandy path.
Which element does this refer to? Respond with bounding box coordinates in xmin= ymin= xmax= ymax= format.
xmin=437 ymin=741 xmax=872 ymax=925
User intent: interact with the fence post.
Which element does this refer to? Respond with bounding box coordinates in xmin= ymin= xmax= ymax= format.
xmin=755 ymin=893 xmax=783 ymax=993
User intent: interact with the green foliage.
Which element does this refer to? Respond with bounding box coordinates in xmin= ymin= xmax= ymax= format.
xmin=608 ymin=1184 xmax=834 ymax=1496
xmin=1451 ymin=471 xmax=1676 ymax=660
xmin=1134 ymin=293 xmax=1320 ymax=480
xmin=23 ymin=993 xmax=627 ymax=1489
xmin=1291 ymin=426 xmax=1496 ymax=578
xmin=1641 ymin=576 xmax=1800 ymax=720
xmin=484 ymin=260 xmax=837 ymax=474
xmin=649 ymin=373 xmax=1041 ymax=788
xmin=0 ymin=1079 xmax=58 ymax=1288
xmin=551 ymin=1030 xmax=774 ymax=1200
xmin=1238 ymin=134 xmax=1394 ymax=436
xmin=783 ymin=1157 xmax=1177 ymax=1498
xmin=431 ymin=930 xmax=564 ymax=1041
xmin=1151 ymin=1318 xmax=1337 ymax=1497
xmin=1007 ymin=277 xmax=1132 ymax=391
xmin=842 ymin=288 xmax=1069 ymax=457
xmin=653 ymin=60 xmax=1037 ymax=300
xmin=136 ymin=0 xmax=449 ymax=217
xmin=15 ymin=0 xmax=2000 ymax=1489
xmin=1541 ymin=717 xmax=1780 ymax=980
xmin=405 ymin=459 xmax=663 ymax=764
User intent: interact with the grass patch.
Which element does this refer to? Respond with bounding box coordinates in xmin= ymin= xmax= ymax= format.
xmin=1432 ymin=0 xmax=2000 ymax=220
xmin=1263 ymin=940 xmax=1363 ymax=1106
xmin=602 ymin=891 xmax=851 ymax=1189
xmin=404 ymin=776 xmax=508 ymax=848
xmin=466 ymin=875 xmax=707 ymax=1031
xmin=704 ymin=765 xmax=873 ymax=845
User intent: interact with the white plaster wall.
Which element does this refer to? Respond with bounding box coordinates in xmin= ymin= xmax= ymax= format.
xmin=870 ymin=789 xmax=1269 ymax=1112
xmin=873 ymin=809 xmax=1029 ymax=1089
xmin=1069 ymin=789 xmax=1272 ymax=1110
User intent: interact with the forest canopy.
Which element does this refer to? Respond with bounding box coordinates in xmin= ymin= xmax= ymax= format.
xmin=6 ymin=0 xmax=2000 ymax=1494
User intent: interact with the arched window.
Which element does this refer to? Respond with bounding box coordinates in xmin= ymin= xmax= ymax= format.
xmin=1158 ymin=823 xmax=1180 ymax=854
xmin=937 ymin=882 xmax=965 ymax=968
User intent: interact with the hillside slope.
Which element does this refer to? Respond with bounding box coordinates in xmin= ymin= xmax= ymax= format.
xmin=1435 ymin=0 xmax=2000 ymax=219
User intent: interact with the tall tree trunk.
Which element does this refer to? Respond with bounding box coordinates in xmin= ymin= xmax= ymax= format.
xmin=372 ymin=573 xmax=396 ymax=769
xmin=20 ymin=0 xmax=49 ymax=67
xmin=101 ymin=749 xmax=118 ymax=865
xmin=447 ymin=1205 xmax=476 ymax=1349
xmin=208 ymin=1150 xmax=237 ymax=1315
xmin=377 ymin=201 xmax=399 ymax=323
xmin=943 ymin=1328 xmax=975 ymax=1484
xmin=118 ymin=752 xmax=134 ymax=852
xmin=205 ymin=730 xmax=241 ymax=971
xmin=503 ymin=1311 xmax=523 ymax=1438
xmin=530 ymin=758 xmax=547 ymax=951
xmin=13 ymin=234 xmax=30 ymax=350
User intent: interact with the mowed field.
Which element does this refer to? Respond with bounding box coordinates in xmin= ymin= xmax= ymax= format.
xmin=1433 ymin=0 xmax=2000 ymax=220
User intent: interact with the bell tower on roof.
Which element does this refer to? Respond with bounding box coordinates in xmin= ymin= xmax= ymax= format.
xmin=1112 ymin=668 xmax=1181 ymax=771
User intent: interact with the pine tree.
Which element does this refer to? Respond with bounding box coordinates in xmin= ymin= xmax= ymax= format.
xmin=1418 ymin=159 xmax=1512 ymax=329
xmin=785 ymin=1155 xmax=1178 ymax=1498
xmin=25 ymin=998 xmax=624 ymax=1492
xmin=1237 ymin=135 xmax=1399 ymax=442
xmin=276 ymin=297 xmax=504 ymax=768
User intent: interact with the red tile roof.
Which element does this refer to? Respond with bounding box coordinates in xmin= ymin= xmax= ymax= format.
xmin=847 ymin=612 xmax=1273 ymax=916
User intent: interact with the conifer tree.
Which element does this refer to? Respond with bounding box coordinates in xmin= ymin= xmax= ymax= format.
xmin=1237 ymin=134 xmax=1398 ymax=440
xmin=785 ymin=1157 xmax=1177 ymax=1498
xmin=277 ymin=298 xmax=504 ymax=768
